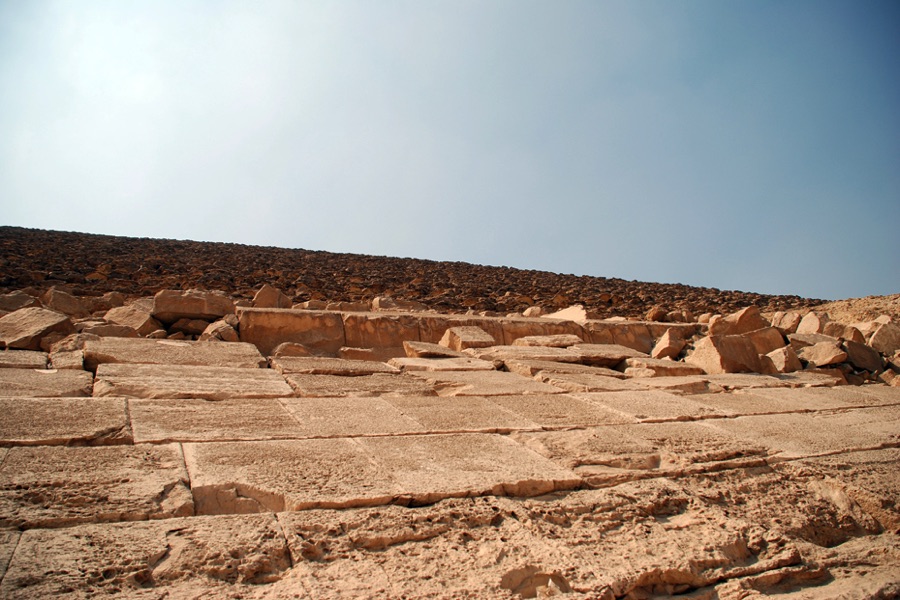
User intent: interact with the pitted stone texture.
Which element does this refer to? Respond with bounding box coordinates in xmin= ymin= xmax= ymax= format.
xmin=490 ymin=393 xmax=634 ymax=428
xmin=0 ymin=530 xmax=18 ymax=582
xmin=0 ymin=350 xmax=47 ymax=369
xmin=692 ymin=389 xmax=849 ymax=417
xmin=388 ymin=356 xmax=496 ymax=372
xmin=129 ymin=398 xmax=304 ymax=443
xmin=622 ymin=357 xmax=705 ymax=377
xmin=280 ymin=397 xmax=426 ymax=437
xmin=93 ymin=363 xmax=293 ymax=400
xmin=152 ymin=289 xmax=235 ymax=323
xmin=285 ymin=373 xmax=436 ymax=397
xmin=357 ymin=433 xmax=582 ymax=503
xmin=537 ymin=372 xmax=648 ymax=392
xmin=270 ymin=356 xmax=399 ymax=376
xmin=238 ymin=308 xmax=345 ymax=357
xmin=0 ymin=307 xmax=74 ymax=350
xmin=512 ymin=334 xmax=583 ymax=347
xmin=0 ymin=514 xmax=291 ymax=597
xmin=504 ymin=359 xmax=627 ymax=379
xmin=386 ymin=395 xmax=540 ymax=433
xmin=465 ymin=345 xmax=582 ymax=365
xmin=707 ymin=405 xmax=900 ymax=458
xmin=104 ymin=302 xmax=163 ymax=337
xmin=184 ymin=438 xmax=398 ymax=513
xmin=731 ymin=385 xmax=899 ymax=409
xmin=402 ymin=340 xmax=467 ymax=358
xmin=570 ymin=343 xmax=649 ymax=367
xmin=0 ymin=397 xmax=130 ymax=446
xmin=409 ymin=370 xmax=564 ymax=396
xmin=83 ymin=337 xmax=266 ymax=370
xmin=0 ymin=368 xmax=93 ymax=397
xmin=703 ymin=373 xmax=791 ymax=391
xmin=0 ymin=444 xmax=192 ymax=528
xmin=342 ymin=312 xmax=420 ymax=350
xmin=577 ymin=390 xmax=726 ymax=422
xmin=686 ymin=335 xmax=763 ymax=374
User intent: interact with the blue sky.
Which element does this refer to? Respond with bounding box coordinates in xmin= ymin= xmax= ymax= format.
xmin=1 ymin=0 xmax=897 ymax=300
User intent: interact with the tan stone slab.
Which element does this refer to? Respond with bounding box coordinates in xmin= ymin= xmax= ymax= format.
xmin=577 ymin=390 xmax=728 ymax=422
xmin=537 ymin=372 xmax=648 ymax=392
xmin=0 ymin=368 xmax=93 ymax=397
xmin=707 ymin=405 xmax=900 ymax=458
xmin=184 ymin=439 xmax=397 ymax=513
xmin=0 ymin=350 xmax=47 ymax=369
xmin=638 ymin=376 xmax=715 ymax=394
xmin=385 ymin=395 xmax=540 ymax=433
xmin=691 ymin=389 xmax=849 ymax=417
xmin=357 ymin=433 xmax=582 ymax=503
xmin=724 ymin=386 xmax=898 ymax=413
xmin=490 ymin=393 xmax=635 ymax=428
xmin=622 ymin=357 xmax=706 ymax=376
xmin=0 ymin=444 xmax=193 ymax=528
xmin=285 ymin=373 xmax=436 ymax=397
xmin=93 ymin=363 xmax=293 ymax=400
xmin=512 ymin=334 xmax=583 ymax=347
xmin=409 ymin=370 xmax=564 ymax=396
xmin=402 ymin=340 xmax=467 ymax=358
xmin=465 ymin=345 xmax=582 ymax=365
xmin=571 ymin=343 xmax=649 ymax=367
xmin=0 ymin=530 xmax=18 ymax=582
xmin=238 ymin=307 xmax=346 ymax=356
xmin=702 ymin=373 xmax=791 ymax=390
xmin=388 ymin=356 xmax=496 ymax=372
xmin=270 ymin=356 xmax=399 ymax=375
xmin=129 ymin=398 xmax=305 ymax=443
xmin=280 ymin=397 xmax=426 ymax=437
xmin=0 ymin=397 xmax=130 ymax=446
xmin=342 ymin=312 xmax=420 ymax=349
xmin=83 ymin=337 xmax=266 ymax=370
xmin=504 ymin=359 xmax=627 ymax=379
xmin=0 ymin=514 xmax=291 ymax=597
xmin=856 ymin=384 xmax=900 ymax=404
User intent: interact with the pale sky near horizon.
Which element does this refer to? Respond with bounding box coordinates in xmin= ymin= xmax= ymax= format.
xmin=1 ymin=0 xmax=898 ymax=301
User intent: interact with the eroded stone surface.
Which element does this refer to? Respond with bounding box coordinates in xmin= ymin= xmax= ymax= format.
xmin=489 ymin=393 xmax=634 ymax=428
xmin=285 ymin=372 xmax=437 ymax=397
xmin=578 ymin=389 xmax=726 ymax=422
xmin=83 ymin=337 xmax=266 ymax=369
xmin=0 ymin=397 xmax=130 ymax=446
xmin=0 ymin=350 xmax=47 ymax=369
xmin=386 ymin=395 xmax=540 ymax=433
xmin=280 ymin=397 xmax=426 ymax=437
xmin=409 ymin=369 xmax=565 ymax=396
xmin=0 ymin=368 xmax=93 ymax=397
xmin=388 ymin=356 xmax=496 ymax=372
xmin=93 ymin=363 xmax=293 ymax=400
xmin=270 ymin=356 xmax=399 ymax=375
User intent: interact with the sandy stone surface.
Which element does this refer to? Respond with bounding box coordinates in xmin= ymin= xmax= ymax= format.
xmin=537 ymin=372 xmax=649 ymax=392
xmin=388 ymin=356 xmax=497 ymax=371
xmin=280 ymin=397 xmax=426 ymax=438
xmin=386 ymin=395 xmax=541 ymax=433
xmin=0 ymin=350 xmax=47 ymax=369
xmin=271 ymin=356 xmax=399 ymax=375
xmin=0 ymin=368 xmax=93 ymax=397
xmin=409 ymin=370 xmax=565 ymax=396
xmin=0 ymin=397 xmax=130 ymax=446
xmin=577 ymin=389 xmax=727 ymax=422
xmin=489 ymin=394 xmax=634 ymax=428
xmin=83 ymin=337 xmax=266 ymax=369
xmin=286 ymin=372 xmax=437 ymax=397
xmin=93 ymin=363 xmax=293 ymax=399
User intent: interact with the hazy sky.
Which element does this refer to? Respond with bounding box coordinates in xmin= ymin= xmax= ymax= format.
xmin=1 ymin=1 xmax=898 ymax=300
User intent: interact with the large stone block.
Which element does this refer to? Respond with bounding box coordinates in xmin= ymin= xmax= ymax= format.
xmin=797 ymin=341 xmax=848 ymax=368
xmin=83 ymin=337 xmax=266 ymax=370
xmin=746 ymin=327 xmax=787 ymax=355
xmin=270 ymin=356 xmax=399 ymax=375
xmin=280 ymin=397 xmax=425 ymax=437
xmin=707 ymin=306 xmax=769 ymax=336
xmin=0 ymin=368 xmax=93 ymax=397
xmin=418 ymin=316 xmax=504 ymax=346
xmin=385 ymin=395 xmax=539 ymax=433
xmin=93 ymin=363 xmax=293 ymax=400
xmin=0 ymin=397 xmax=130 ymax=446
xmin=238 ymin=308 xmax=345 ymax=356
xmin=41 ymin=288 xmax=90 ymax=318
xmin=0 ymin=350 xmax=47 ymax=369
xmin=842 ymin=340 xmax=883 ymax=373
xmin=0 ymin=307 xmax=74 ymax=350
xmin=342 ymin=312 xmax=420 ymax=350
xmin=685 ymin=335 xmax=763 ymax=374
xmin=766 ymin=346 xmax=803 ymax=373
xmin=408 ymin=370 xmax=565 ymax=397
xmin=152 ymin=289 xmax=235 ymax=324
xmin=285 ymin=373 xmax=437 ymax=398
xmin=869 ymin=322 xmax=900 ymax=356
xmin=498 ymin=318 xmax=584 ymax=346
xmin=439 ymin=326 xmax=497 ymax=351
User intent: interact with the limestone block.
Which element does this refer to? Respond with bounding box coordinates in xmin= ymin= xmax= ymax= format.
xmin=271 ymin=342 xmax=313 ymax=357
xmin=0 ymin=397 xmax=130 ymax=446
xmin=152 ymin=289 xmax=235 ymax=324
xmin=198 ymin=319 xmax=239 ymax=342
xmin=746 ymin=327 xmax=787 ymax=355
xmin=702 ymin=373 xmax=792 ymax=390
xmin=796 ymin=311 xmax=829 ymax=334
xmin=0 ymin=515 xmax=291 ymax=596
xmin=403 ymin=340 xmax=467 ymax=358
xmin=49 ymin=349 xmax=84 ymax=370
xmin=416 ymin=316 xmax=502 ymax=346
xmin=622 ymin=357 xmax=705 ymax=377
xmin=80 ymin=323 xmax=140 ymax=338
xmin=409 ymin=370 xmax=565 ymax=397
xmin=842 ymin=340 xmax=883 ymax=373
xmin=512 ymin=334 xmax=583 ymax=348
xmin=280 ymin=397 xmax=425 ymax=437
xmin=342 ymin=312 xmax=420 ymax=350
xmin=522 ymin=306 xmax=543 ymax=317
xmin=708 ymin=306 xmax=770 ymax=336
xmin=93 ymin=363 xmax=293 ymax=400
xmin=0 ymin=350 xmax=47 ymax=369
xmin=685 ymin=335 xmax=763 ymax=374
xmin=592 ymin=323 xmax=654 ymax=353
xmin=869 ymin=322 xmax=900 ymax=356
xmin=766 ymin=346 xmax=803 ymax=373
xmin=0 ymin=307 xmax=74 ymax=350
xmin=788 ymin=332 xmax=838 ymax=351
xmin=238 ymin=308 xmax=345 ymax=356
xmin=129 ymin=398 xmax=305 ymax=443
xmin=270 ymin=356 xmax=399 ymax=376
xmin=770 ymin=311 xmax=803 ymax=335
xmin=326 ymin=301 xmax=370 ymax=312
xmin=439 ymin=326 xmax=496 ymax=351
xmin=169 ymin=318 xmax=210 ymax=335
xmin=84 ymin=337 xmax=266 ymax=370
xmin=105 ymin=302 xmax=163 ymax=336
xmin=489 ymin=394 xmax=634 ymax=427
xmin=338 ymin=347 xmax=406 ymax=362
xmin=285 ymin=373 xmax=436 ymax=397
xmin=41 ymin=288 xmax=90 ymax=318
xmin=0 ymin=290 xmax=40 ymax=313
xmin=578 ymin=390 xmax=725 ymax=422
xmin=371 ymin=296 xmax=428 ymax=312
xmin=797 ymin=341 xmax=849 ymax=368
xmin=570 ymin=344 xmax=649 ymax=368
xmin=651 ymin=328 xmax=687 ymax=359
xmin=503 ymin=359 xmax=627 ymax=379
xmin=0 ymin=444 xmax=193 ymax=528
xmin=252 ymin=284 xmax=292 ymax=309
xmin=466 ymin=345 xmax=582 ymax=366
xmin=385 ymin=395 xmax=539 ymax=433
xmin=389 ymin=357 xmax=496 ymax=372
xmin=0 ymin=368 xmax=92 ymax=397
xmin=498 ymin=318 xmax=584 ymax=346
xmin=537 ymin=372 xmax=648 ymax=392
xmin=638 ymin=376 xmax=713 ymax=394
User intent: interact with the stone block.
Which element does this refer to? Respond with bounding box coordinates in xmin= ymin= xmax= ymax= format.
xmin=0 ymin=291 xmax=40 ymax=313
xmin=41 ymin=288 xmax=90 ymax=318
xmin=746 ymin=327 xmax=787 ymax=355
xmin=252 ymin=284 xmax=292 ymax=308
xmin=238 ymin=308 xmax=345 ymax=356
xmin=0 ymin=444 xmax=193 ymax=528
xmin=83 ymin=337 xmax=266 ymax=370
xmin=198 ymin=319 xmax=239 ymax=342
xmin=0 ymin=307 xmax=74 ymax=350
xmin=80 ymin=323 xmax=140 ymax=338
xmin=466 ymin=345 xmax=582 ymax=366
xmin=439 ymin=326 xmax=496 ymax=351
xmin=93 ymin=364 xmax=293 ymax=400
xmin=104 ymin=302 xmax=163 ymax=336
xmin=685 ymin=335 xmax=763 ymax=374
xmin=388 ymin=357 xmax=497 ymax=372
xmin=285 ymin=373 xmax=437 ymax=397
xmin=570 ymin=344 xmax=649 ymax=368
xmin=651 ymin=328 xmax=687 ymax=359
xmin=270 ymin=356 xmax=399 ymax=376
xmin=418 ymin=316 xmax=504 ymax=346
xmin=498 ymin=318 xmax=584 ymax=346
xmin=577 ymin=390 xmax=725 ymax=422
xmin=842 ymin=340 xmax=883 ymax=373
xmin=869 ymin=322 xmax=900 ymax=356
xmin=489 ymin=394 xmax=633 ymax=427
xmin=823 ymin=322 xmax=865 ymax=344
xmin=371 ymin=296 xmax=428 ymax=312
xmin=797 ymin=341 xmax=848 ymax=368
xmin=403 ymin=340 xmax=467 ymax=358
xmin=280 ymin=397 xmax=425 ymax=437
xmin=342 ymin=312 xmax=420 ymax=350
xmin=621 ymin=357 xmax=705 ymax=377
xmin=766 ymin=346 xmax=803 ymax=373
xmin=707 ymin=306 xmax=769 ymax=336
xmin=0 ymin=397 xmax=130 ymax=446
xmin=770 ymin=311 xmax=802 ymax=335
xmin=385 ymin=395 xmax=539 ymax=433
xmin=503 ymin=359 xmax=627 ymax=379
xmin=152 ymin=289 xmax=235 ymax=324
xmin=408 ymin=370 xmax=564 ymax=396
xmin=0 ymin=350 xmax=47 ymax=369
xmin=512 ymin=334 xmax=583 ymax=347
xmin=796 ymin=311 xmax=829 ymax=334
xmin=537 ymin=372 xmax=648 ymax=392
xmin=0 ymin=368 xmax=93 ymax=397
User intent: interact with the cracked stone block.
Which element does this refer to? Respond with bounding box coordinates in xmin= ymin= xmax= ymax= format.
xmin=0 ymin=444 xmax=193 ymax=529
xmin=489 ymin=394 xmax=634 ymax=428
xmin=284 ymin=372 xmax=436 ymax=397
xmin=93 ymin=363 xmax=293 ymax=400
xmin=408 ymin=370 xmax=564 ymax=396
xmin=0 ymin=350 xmax=48 ymax=369
xmin=702 ymin=373 xmax=791 ymax=391
xmin=577 ymin=390 xmax=727 ymax=422
xmin=357 ymin=433 xmax=582 ymax=504
xmin=0 ymin=368 xmax=93 ymax=397
xmin=129 ymin=398 xmax=304 ymax=443
xmin=83 ymin=337 xmax=266 ymax=370
xmin=465 ymin=345 xmax=582 ymax=365
xmin=0 ymin=397 xmax=131 ymax=446
xmin=0 ymin=514 xmax=291 ymax=597
xmin=280 ymin=397 xmax=426 ymax=437
xmin=504 ymin=359 xmax=628 ymax=379
xmin=270 ymin=356 xmax=400 ymax=376
xmin=238 ymin=308 xmax=346 ymax=356
xmin=537 ymin=371 xmax=650 ymax=392
xmin=0 ymin=530 xmax=19 ymax=582
xmin=184 ymin=438 xmax=398 ymax=513
xmin=385 ymin=395 xmax=540 ymax=433
xmin=388 ymin=356 xmax=496 ymax=372
xmin=570 ymin=343 xmax=650 ymax=367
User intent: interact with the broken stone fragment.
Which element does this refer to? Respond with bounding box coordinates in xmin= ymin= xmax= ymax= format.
xmin=685 ymin=335 xmax=763 ymax=374
xmin=440 ymin=326 xmax=496 ymax=351
xmin=253 ymin=284 xmax=293 ymax=309
xmin=522 ymin=306 xmax=543 ymax=317
xmin=868 ymin=322 xmax=900 ymax=356
xmin=797 ymin=341 xmax=849 ymax=368
xmin=0 ymin=290 xmax=41 ymax=313
xmin=0 ymin=307 xmax=75 ymax=350
xmin=766 ymin=345 xmax=803 ymax=373
xmin=152 ymin=289 xmax=235 ymax=324
xmin=841 ymin=340 xmax=883 ymax=373
xmin=651 ymin=328 xmax=687 ymax=360
xmin=402 ymin=341 xmax=466 ymax=358
xmin=745 ymin=327 xmax=787 ymax=355
xmin=371 ymin=296 xmax=428 ymax=312
xmin=41 ymin=288 xmax=90 ymax=318
xmin=707 ymin=306 xmax=770 ymax=337
xmin=770 ymin=311 xmax=802 ymax=335
xmin=170 ymin=318 xmax=211 ymax=336
xmin=79 ymin=323 xmax=140 ymax=338
xmin=105 ymin=301 xmax=163 ymax=336
xmin=512 ymin=334 xmax=583 ymax=348
xmin=199 ymin=320 xmax=239 ymax=342
xmin=822 ymin=322 xmax=866 ymax=344
xmin=621 ymin=357 xmax=705 ymax=377
xmin=796 ymin=311 xmax=829 ymax=334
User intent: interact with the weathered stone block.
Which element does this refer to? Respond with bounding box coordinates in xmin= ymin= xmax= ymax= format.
xmin=152 ymin=289 xmax=235 ymax=324
xmin=685 ymin=335 xmax=763 ymax=374
xmin=0 ymin=307 xmax=74 ymax=350
xmin=238 ymin=308 xmax=345 ymax=356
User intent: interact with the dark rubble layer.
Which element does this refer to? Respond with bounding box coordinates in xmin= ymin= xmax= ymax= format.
xmin=0 ymin=226 xmax=822 ymax=319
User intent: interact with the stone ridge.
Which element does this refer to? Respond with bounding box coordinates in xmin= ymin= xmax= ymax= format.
xmin=0 ymin=226 xmax=820 ymax=318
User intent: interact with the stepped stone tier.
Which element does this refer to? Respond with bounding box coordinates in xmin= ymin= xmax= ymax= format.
xmin=0 ymin=228 xmax=899 ymax=598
